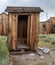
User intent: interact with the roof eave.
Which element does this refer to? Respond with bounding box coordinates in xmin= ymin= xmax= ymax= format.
xmin=5 ymin=6 xmax=44 ymax=13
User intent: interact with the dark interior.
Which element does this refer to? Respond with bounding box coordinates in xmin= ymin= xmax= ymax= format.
xmin=18 ymin=15 xmax=28 ymax=38
xmin=43 ymin=24 xmax=46 ymax=28
xmin=53 ymin=25 xmax=55 ymax=28
xmin=43 ymin=24 xmax=46 ymax=31
xmin=17 ymin=15 xmax=29 ymax=49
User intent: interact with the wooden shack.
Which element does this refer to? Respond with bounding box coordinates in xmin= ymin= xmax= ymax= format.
xmin=40 ymin=21 xmax=51 ymax=34
xmin=0 ymin=12 xmax=8 ymax=35
xmin=40 ymin=17 xmax=55 ymax=34
xmin=5 ymin=6 xmax=43 ymax=51
xmin=50 ymin=17 xmax=55 ymax=33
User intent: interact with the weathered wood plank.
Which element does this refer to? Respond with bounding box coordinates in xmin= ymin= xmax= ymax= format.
xmin=30 ymin=14 xmax=33 ymax=49
xmin=0 ymin=13 xmax=8 ymax=35
xmin=0 ymin=15 xmax=3 ymax=34
xmin=11 ymin=14 xmax=17 ymax=50
xmin=8 ymin=13 xmax=12 ymax=50
xmin=30 ymin=13 xmax=39 ymax=50
xmin=27 ymin=15 xmax=31 ymax=47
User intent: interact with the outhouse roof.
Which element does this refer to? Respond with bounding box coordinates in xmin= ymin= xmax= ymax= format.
xmin=5 ymin=6 xmax=43 ymax=13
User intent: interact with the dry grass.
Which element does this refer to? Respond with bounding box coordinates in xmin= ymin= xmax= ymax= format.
xmin=0 ymin=34 xmax=55 ymax=65
xmin=38 ymin=34 xmax=55 ymax=49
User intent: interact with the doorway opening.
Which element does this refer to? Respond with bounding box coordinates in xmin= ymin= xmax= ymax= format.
xmin=17 ymin=15 xmax=29 ymax=49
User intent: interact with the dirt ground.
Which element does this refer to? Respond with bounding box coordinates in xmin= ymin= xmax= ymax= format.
xmin=9 ymin=50 xmax=55 ymax=65
xmin=8 ymin=34 xmax=55 ymax=65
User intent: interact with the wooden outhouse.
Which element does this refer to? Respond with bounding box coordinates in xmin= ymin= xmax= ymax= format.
xmin=5 ymin=6 xmax=43 ymax=51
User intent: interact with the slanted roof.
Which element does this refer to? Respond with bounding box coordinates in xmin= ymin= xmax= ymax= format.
xmin=0 ymin=12 xmax=8 ymax=15
xmin=5 ymin=6 xmax=43 ymax=13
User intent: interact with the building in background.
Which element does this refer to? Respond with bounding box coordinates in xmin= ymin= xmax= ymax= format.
xmin=40 ymin=17 xmax=55 ymax=34
xmin=0 ymin=12 xmax=8 ymax=35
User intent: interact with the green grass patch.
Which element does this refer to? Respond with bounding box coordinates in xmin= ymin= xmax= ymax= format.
xmin=38 ymin=34 xmax=55 ymax=49
xmin=0 ymin=36 xmax=9 ymax=65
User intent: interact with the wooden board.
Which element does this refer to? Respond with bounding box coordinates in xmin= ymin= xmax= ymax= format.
xmin=27 ymin=15 xmax=31 ymax=47
xmin=8 ymin=13 xmax=12 ymax=50
xmin=11 ymin=14 xmax=17 ymax=50
xmin=0 ymin=13 xmax=8 ymax=35
xmin=30 ymin=13 xmax=39 ymax=50
xmin=8 ymin=13 xmax=18 ymax=50
xmin=0 ymin=15 xmax=3 ymax=34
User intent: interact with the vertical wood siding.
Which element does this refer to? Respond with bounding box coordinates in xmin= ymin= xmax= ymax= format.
xmin=0 ymin=13 xmax=8 ymax=35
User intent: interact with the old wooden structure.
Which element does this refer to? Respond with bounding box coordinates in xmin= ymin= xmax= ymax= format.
xmin=40 ymin=17 xmax=55 ymax=34
xmin=40 ymin=21 xmax=51 ymax=34
xmin=50 ymin=17 xmax=55 ymax=33
xmin=5 ymin=6 xmax=43 ymax=51
xmin=0 ymin=13 xmax=8 ymax=35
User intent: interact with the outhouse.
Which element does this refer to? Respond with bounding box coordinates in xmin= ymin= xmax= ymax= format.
xmin=5 ymin=6 xmax=43 ymax=51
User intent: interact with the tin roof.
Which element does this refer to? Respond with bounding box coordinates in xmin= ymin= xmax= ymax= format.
xmin=5 ymin=6 xmax=43 ymax=13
